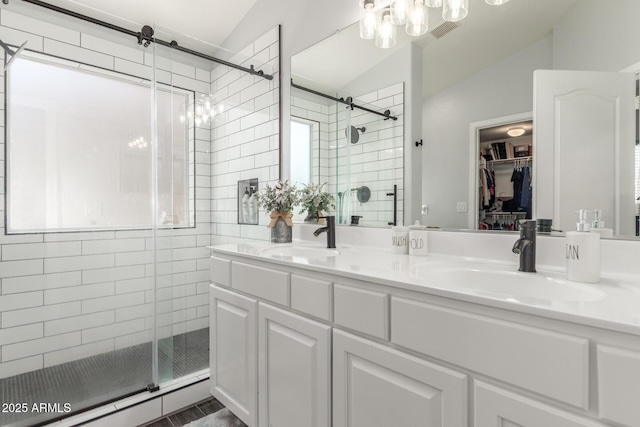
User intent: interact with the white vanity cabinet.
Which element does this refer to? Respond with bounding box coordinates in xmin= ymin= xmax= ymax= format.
xmin=210 ymin=256 xmax=332 ymax=427
xmin=209 ymin=251 xmax=640 ymax=427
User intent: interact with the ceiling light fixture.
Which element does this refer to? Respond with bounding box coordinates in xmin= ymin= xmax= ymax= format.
xmin=406 ymin=0 xmax=429 ymax=36
xmin=443 ymin=0 xmax=468 ymax=22
xmin=390 ymin=0 xmax=409 ymax=25
xmin=358 ymin=0 xmax=508 ymax=48
xmin=376 ymin=9 xmax=397 ymax=49
xmin=507 ymin=127 xmax=525 ymax=137
xmin=360 ymin=0 xmax=377 ymax=40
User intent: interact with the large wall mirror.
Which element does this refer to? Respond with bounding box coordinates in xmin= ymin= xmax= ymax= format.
xmin=291 ymin=0 xmax=640 ymax=239
xmin=290 ymin=20 xmax=409 ymax=228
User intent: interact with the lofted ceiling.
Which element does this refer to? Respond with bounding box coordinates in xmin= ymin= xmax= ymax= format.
xmin=31 ymin=0 xmax=257 ymax=48
xmin=292 ymin=0 xmax=580 ymax=99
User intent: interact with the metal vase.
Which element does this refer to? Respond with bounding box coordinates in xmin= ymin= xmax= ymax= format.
xmin=304 ymin=210 xmax=322 ymax=224
xmin=271 ymin=216 xmax=292 ymax=243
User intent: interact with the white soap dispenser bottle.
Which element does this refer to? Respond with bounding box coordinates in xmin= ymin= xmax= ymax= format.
xmin=241 ymin=187 xmax=250 ymax=223
xmin=589 ymin=209 xmax=613 ymax=238
xmin=566 ymin=209 xmax=600 ymax=283
xmin=247 ymin=187 xmax=257 ymax=223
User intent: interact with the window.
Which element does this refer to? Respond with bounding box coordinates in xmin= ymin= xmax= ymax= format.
xmin=290 ymin=118 xmax=313 ymax=187
xmin=6 ymin=53 xmax=194 ymax=233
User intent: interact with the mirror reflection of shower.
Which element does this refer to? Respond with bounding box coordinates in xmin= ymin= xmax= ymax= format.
xmin=290 ymin=81 xmax=405 ymax=227
xmin=337 ymin=185 xmax=371 ymax=224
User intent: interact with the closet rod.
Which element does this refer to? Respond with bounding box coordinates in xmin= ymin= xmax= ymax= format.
xmin=8 ymin=0 xmax=273 ymax=81
xmin=291 ymin=81 xmax=398 ymax=121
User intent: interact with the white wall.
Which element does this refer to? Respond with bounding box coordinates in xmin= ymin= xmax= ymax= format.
xmin=220 ymin=1 xmax=360 ymax=198
xmin=210 ymin=26 xmax=280 ymax=242
xmin=421 ymin=36 xmax=553 ymax=229
xmin=553 ymin=0 xmax=640 ymax=72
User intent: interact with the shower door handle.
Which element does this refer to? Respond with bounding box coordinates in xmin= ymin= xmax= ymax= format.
xmin=387 ymin=184 xmax=397 ymax=226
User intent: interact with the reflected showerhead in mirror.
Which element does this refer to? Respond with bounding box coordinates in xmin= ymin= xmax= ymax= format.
xmin=0 ymin=39 xmax=28 ymax=71
xmin=346 ymin=125 xmax=366 ymax=144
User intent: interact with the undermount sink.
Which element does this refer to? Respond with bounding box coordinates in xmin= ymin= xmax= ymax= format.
xmin=256 ymin=245 xmax=340 ymax=260
xmin=416 ymin=266 xmax=606 ymax=303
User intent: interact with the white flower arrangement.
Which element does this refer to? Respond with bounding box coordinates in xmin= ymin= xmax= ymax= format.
xmin=257 ymin=180 xmax=300 ymax=213
xmin=298 ymin=182 xmax=335 ymax=214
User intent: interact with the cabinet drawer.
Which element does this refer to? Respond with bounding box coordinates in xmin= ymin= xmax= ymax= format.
xmin=232 ymin=261 xmax=289 ymax=306
xmin=391 ymin=297 xmax=589 ymax=409
xmin=475 ymin=381 xmax=606 ymax=427
xmin=210 ymin=256 xmax=231 ymax=287
xmin=291 ymin=274 xmax=332 ymax=321
xmin=334 ymin=284 xmax=388 ymax=340
xmin=597 ymin=345 xmax=640 ymax=427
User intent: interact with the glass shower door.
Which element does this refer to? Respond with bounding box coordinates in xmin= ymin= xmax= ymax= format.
xmin=0 ymin=7 xmax=156 ymax=426
xmin=149 ymin=25 xmax=212 ymax=386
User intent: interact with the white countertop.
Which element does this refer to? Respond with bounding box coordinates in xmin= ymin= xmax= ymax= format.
xmin=208 ymin=239 xmax=640 ymax=336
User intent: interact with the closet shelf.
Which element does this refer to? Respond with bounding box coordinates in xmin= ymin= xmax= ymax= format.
xmin=484 ymin=211 xmax=527 ymax=216
xmin=486 ymin=156 xmax=532 ymax=165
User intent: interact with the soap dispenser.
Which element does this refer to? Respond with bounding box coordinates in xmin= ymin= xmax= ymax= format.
xmin=241 ymin=187 xmax=250 ymax=223
xmin=247 ymin=187 xmax=257 ymax=223
xmin=566 ymin=209 xmax=600 ymax=283
xmin=589 ymin=209 xmax=613 ymax=238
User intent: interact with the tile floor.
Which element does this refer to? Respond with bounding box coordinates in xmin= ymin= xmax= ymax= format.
xmin=142 ymin=398 xmax=227 ymax=427
xmin=0 ymin=329 xmax=209 ymax=427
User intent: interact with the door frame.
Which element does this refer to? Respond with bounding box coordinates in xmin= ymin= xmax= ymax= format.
xmin=467 ymin=112 xmax=533 ymax=229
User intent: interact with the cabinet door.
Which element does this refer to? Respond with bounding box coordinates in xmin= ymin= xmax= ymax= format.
xmin=474 ymin=381 xmax=607 ymax=427
xmin=333 ymin=329 xmax=467 ymax=427
xmin=210 ymin=285 xmax=258 ymax=427
xmin=258 ymin=303 xmax=331 ymax=427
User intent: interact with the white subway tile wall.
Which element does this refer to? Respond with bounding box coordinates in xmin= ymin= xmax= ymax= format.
xmin=210 ymin=26 xmax=280 ymax=242
xmin=292 ymin=83 xmax=404 ymax=227
xmin=0 ymin=4 xmax=280 ymax=379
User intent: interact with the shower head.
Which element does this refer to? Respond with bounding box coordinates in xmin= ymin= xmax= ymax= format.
xmin=345 ymin=125 xmax=366 ymax=144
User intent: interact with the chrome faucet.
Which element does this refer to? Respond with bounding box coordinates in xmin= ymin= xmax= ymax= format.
xmin=512 ymin=220 xmax=536 ymax=273
xmin=313 ymin=215 xmax=336 ymax=248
